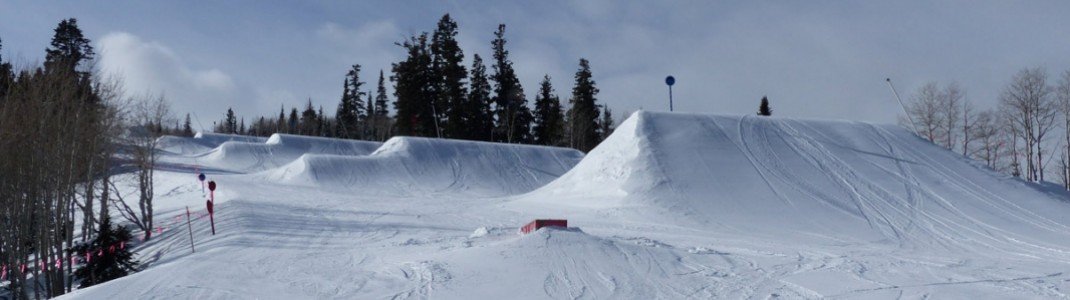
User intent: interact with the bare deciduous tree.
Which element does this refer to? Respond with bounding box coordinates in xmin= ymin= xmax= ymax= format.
xmin=112 ymin=93 xmax=170 ymax=241
xmin=906 ymin=82 xmax=944 ymax=143
xmin=941 ymin=82 xmax=964 ymax=149
xmin=1056 ymin=70 xmax=1070 ymax=189
xmin=1000 ymin=67 xmax=1056 ymax=182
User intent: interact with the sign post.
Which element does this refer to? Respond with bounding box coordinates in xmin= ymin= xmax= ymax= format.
xmin=186 ymin=206 xmax=195 ymax=253
xmin=198 ymin=173 xmax=206 ymax=194
xmin=207 ymin=180 xmax=217 ymax=235
xmin=665 ymin=76 xmax=675 ymax=112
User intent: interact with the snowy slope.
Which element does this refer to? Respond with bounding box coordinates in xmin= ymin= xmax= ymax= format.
xmin=57 ymin=112 xmax=1070 ymax=299
xmin=265 ymin=136 xmax=585 ymax=197
xmin=515 ymin=112 xmax=1070 ymax=257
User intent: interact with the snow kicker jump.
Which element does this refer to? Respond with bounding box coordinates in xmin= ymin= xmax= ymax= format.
xmin=519 ymin=111 xmax=1070 ymax=261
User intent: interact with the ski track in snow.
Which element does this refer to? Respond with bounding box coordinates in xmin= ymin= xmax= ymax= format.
xmin=51 ymin=112 xmax=1070 ymax=299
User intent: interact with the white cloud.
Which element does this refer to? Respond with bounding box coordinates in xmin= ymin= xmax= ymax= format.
xmin=97 ymin=31 xmax=236 ymax=122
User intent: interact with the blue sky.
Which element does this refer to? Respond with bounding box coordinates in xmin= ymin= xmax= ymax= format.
xmin=2 ymin=1 xmax=1069 ymax=130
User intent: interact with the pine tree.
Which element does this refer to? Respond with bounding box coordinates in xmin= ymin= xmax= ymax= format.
xmin=567 ymin=58 xmax=601 ymax=152
xmin=301 ymin=99 xmax=318 ymax=136
xmin=373 ymin=70 xmax=391 ymax=141
xmin=44 ymin=18 xmax=100 ymax=108
xmin=318 ymin=106 xmax=328 ymax=137
xmin=365 ymin=92 xmax=375 ymax=139
xmin=45 ymin=18 xmax=94 ymax=74
xmin=337 ymin=65 xmax=366 ymax=139
xmin=375 ymin=70 xmax=389 ymax=117
xmin=72 ymin=214 xmax=139 ymax=288
xmin=600 ymin=105 xmax=615 ymax=139
xmin=490 ymin=24 xmax=532 ymax=143
xmin=182 ymin=113 xmax=193 ymax=137
xmin=533 ymin=75 xmax=565 ymax=146
xmin=758 ymin=96 xmax=772 ymax=116
xmin=239 ymin=117 xmax=246 ymax=135
xmin=392 ymin=33 xmax=437 ymax=137
xmin=277 ymin=106 xmax=286 ymax=134
xmin=289 ymin=107 xmax=299 ymax=134
xmin=467 ymin=54 xmax=495 ymax=141
xmin=224 ymin=108 xmax=237 ymax=134
xmin=432 ymin=14 xmax=470 ymax=139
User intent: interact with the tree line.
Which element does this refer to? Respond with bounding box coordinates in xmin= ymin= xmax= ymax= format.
xmin=1 ymin=19 xmax=144 ymax=299
xmin=211 ymin=14 xmax=615 ymax=152
xmin=902 ymin=67 xmax=1070 ymax=188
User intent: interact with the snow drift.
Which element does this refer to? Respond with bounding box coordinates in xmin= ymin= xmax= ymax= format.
xmin=519 ymin=111 xmax=1070 ymax=259
xmin=267 ymin=136 xmax=585 ymax=197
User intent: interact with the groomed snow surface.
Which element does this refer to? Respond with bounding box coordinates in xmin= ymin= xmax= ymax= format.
xmin=62 ymin=111 xmax=1070 ymax=299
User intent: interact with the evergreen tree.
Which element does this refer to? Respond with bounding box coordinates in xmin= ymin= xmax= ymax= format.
xmin=239 ymin=117 xmax=246 ymax=135
xmin=224 ymin=108 xmax=237 ymax=134
xmin=336 ymin=65 xmax=366 ymax=139
xmin=567 ymin=58 xmax=601 ymax=152
xmin=277 ymin=106 xmax=286 ymax=133
xmin=373 ymin=70 xmax=391 ymax=141
xmin=255 ymin=116 xmax=266 ymax=136
xmin=432 ymin=14 xmax=469 ymax=139
xmin=44 ymin=18 xmax=100 ymax=108
xmin=490 ymin=24 xmax=532 ymax=143
xmin=392 ymin=33 xmax=437 ymax=137
xmin=182 ymin=113 xmax=193 ymax=137
xmin=375 ymin=70 xmax=389 ymax=117
xmin=600 ymin=105 xmax=615 ymax=139
xmin=301 ymin=99 xmax=318 ymax=136
xmin=72 ymin=214 xmax=139 ymax=288
xmin=289 ymin=107 xmax=299 ymax=133
xmin=758 ymin=96 xmax=772 ymax=116
xmin=533 ymin=75 xmax=565 ymax=146
xmin=318 ymin=106 xmax=328 ymax=137
xmin=467 ymin=54 xmax=494 ymax=141
xmin=365 ymin=92 xmax=375 ymax=138
xmin=45 ymin=18 xmax=94 ymax=74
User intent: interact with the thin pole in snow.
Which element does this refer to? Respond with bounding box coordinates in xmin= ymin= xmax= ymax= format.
xmin=886 ymin=78 xmax=918 ymax=133
xmin=665 ymin=76 xmax=676 ymax=112
xmin=669 ymin=85 xmax=674 ymax=112
xmin=186 ymin=206 xmax=195 ymax=253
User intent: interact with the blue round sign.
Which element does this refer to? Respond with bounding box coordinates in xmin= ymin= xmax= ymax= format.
xmin=665 ymin=76 xmax=675 ymax=86
xmin=198 ymin=173 xmax=206 ymax=182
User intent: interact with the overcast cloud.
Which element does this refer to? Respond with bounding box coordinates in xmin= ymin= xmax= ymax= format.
xmin=2 ymin=1 xmax=1069 ymax=130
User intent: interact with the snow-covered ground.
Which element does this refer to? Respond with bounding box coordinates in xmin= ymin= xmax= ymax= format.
xmin=62 ymin=111 xmax=1070 ymax=299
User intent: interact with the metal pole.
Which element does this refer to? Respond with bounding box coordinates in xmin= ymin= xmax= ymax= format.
xmin=209 ymin=191 xmax=216 ymax=235
xmin=186 ymin=206 xmax=195 ymax=253
xmin=669 ymin=85 xmax=674 ymax=112
xmin=886 ymin=78 xmax=918 ymax=133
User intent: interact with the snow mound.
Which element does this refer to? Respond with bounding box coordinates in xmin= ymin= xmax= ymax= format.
xmin=194 ymin=132 xmax=268 ymax=146
xmin=266 ymin=136 xmax=584 ymax=197
xmin=157 ymin=132 xmax=268 ymax=156
xmin=199 ymin=134 xmax=381 ymax=172
xmin=423 ymin=227 xmax=727 ymax=299
xmin=518 ymin=111 xmax=1070 ymax=257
